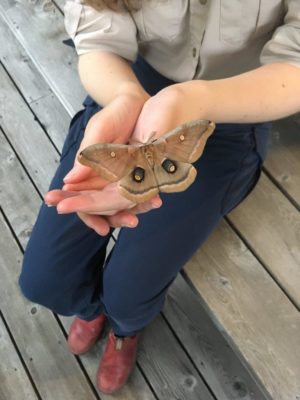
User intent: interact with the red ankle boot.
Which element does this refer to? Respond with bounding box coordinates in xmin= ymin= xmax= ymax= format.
xmin=67 ymin=314 xmax=107 ymax=355
xmin=97 ymin=331 xmax=139 ymax=394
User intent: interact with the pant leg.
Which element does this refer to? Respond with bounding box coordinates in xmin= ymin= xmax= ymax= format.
xmin=19 ymin=101 xmax=112 ymax=320
xmin=101 ymin=123 xmax=270 ymax=336
xmin=18 ymin=56 xmax=174 ymax=319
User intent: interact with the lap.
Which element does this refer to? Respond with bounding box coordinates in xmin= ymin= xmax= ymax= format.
xmin=21 ymin=96 xmax=270 ymax=288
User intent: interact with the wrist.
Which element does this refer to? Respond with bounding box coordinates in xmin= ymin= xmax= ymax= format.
xmin=172 ymin=81 xmax=212 ymax=121
xmin=115 ymin=81 xmax=150 ymax=105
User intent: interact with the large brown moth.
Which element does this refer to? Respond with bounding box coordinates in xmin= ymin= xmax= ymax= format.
xmin=78 ymin=119 xmax=215 ymax=203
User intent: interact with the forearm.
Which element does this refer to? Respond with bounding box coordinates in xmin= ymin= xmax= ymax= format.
xmin=78 ymin=51 xmax=149 ymax=106
xmin=177 ymin=63 xmax=300 ymax=123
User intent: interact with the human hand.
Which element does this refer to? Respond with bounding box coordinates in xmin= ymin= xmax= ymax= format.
xmin=131 ymin=83 xmax=208 ymax=143
xmin=45 ymin=183 xmax=162 ymax=235
xmin=45 ymin=93 xmax=163 ymax=235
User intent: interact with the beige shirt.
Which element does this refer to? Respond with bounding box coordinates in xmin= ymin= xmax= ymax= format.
xmin=64 ymin=0 xmax=300 ymax=82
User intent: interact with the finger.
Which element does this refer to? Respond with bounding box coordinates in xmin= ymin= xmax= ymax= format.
xmin=44 ymin=189 xmax=80 ymax=206
xmin=133 ymin=195 xmax=162 ymax=213
xmin=77 ymin=212 xmax=111 ymax=236
xmin=105 ymin=195 xmax=162 ymax=227
xmin=62 ymin=175 xmax=109 ymax=192
xmin=63 ymin=103 xmax=132 ymax=185
xmin=107 ymin=211 xmax=139 ymax=228
xmin=56 ymin=189 xmax=135 ymax=215
xmin=63 ymin=163 xmax=93 ymax=184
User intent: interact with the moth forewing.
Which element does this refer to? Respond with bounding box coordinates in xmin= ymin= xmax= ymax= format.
xmin=188 ymin=121 xmax=215 ymax=163
xmin=78 ymin=143 xmax=138 ymax=182
xmin=156 ymin=119 xmax=215 ymax=163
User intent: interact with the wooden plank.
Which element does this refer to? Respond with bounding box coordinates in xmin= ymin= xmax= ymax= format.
xmin=265 ymin=117 xmax=300 ymax=207
xmin=0 ymin=212 xmax=99 ymax=400
xmin=138 ymin=315 xmax=214 ymax=400
xmin=184 ymin=220 xmax=300 ymax=400
xmin=0 ymin=128 xmax=41 ymax=248
xmin=0 ymin=12 xmax=71 ymax=151
xmin=0 ymin=0 xmax=85 ymax=115
xmin=228 ymin=173 xmax=300 ymax=308
xmin=163 ymin=274 xmax=268 ymax=400
xmin=0 ymin=13 xmax=50 ymax=103
xmin=0 ymin=63 xmax=60 ymax=195
xmin=0 ymin=315 xmax=38 ymax=400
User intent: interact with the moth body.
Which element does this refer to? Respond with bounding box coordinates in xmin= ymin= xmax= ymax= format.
xmin=78 ymin=119 xmax=216 ymax=203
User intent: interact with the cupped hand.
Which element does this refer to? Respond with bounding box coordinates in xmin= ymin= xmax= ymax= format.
xmin=45 ymin=92 xmax=163 ymax=235
xmin=45 ymin=83 xmax=205 ymax=235
xmin=63 ymin=93 xmax=145 ymax=189
xmin=131 ymin=83 xmax=205 ymax=143
xmin=45 ymin=183 xmax=162 ymax=235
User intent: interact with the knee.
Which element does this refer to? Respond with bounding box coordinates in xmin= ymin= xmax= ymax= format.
xmin=19 ymin=261 xmax=47 ymax=305
xmin=19 ymin=252 xmax=61 ymax=308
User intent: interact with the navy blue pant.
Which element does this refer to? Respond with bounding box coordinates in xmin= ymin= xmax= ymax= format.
xmin=19 ymin=58 xmax=270 ymax=336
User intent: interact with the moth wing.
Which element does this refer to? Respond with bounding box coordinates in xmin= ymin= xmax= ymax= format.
xmin=118 ymin=150 xmax=159 ymax=203
xmin=154 ymin=120 xmax=215 ymax=163
xmin=78 ymin=143 xmax=138 ymax=182
xmin=153 ymin=160 xmax=197 ymax=194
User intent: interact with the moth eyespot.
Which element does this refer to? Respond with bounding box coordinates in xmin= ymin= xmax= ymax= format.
xmin=110 ymin=151 xmax=116 ymax=158
xmin=132 ymin=167 xmax=145 ymax=183
xmin=162 ymin=159 xmax=177 ymax=174
xmin=179 ymin=134 xmax=185 ymax=141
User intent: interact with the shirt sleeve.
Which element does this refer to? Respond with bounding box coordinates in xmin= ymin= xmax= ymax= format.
xmin=260 ymin=0 xmax=300 ymax=68
xmin=63 ymin=0 xmax=138 ymax=62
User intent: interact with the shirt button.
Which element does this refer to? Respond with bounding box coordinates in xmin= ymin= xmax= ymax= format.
xmin=192 ymin=47 xmax=197 ymax=58
xmin=200 ymin=0 xmax=207 ymax=4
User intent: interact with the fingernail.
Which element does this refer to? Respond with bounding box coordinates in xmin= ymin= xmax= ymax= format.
xmin=123 ymin=220 xmax=137 ymax=228
xmin=45 ymin=203 xmax=54 ymax=208
xmin=63 ymin=166 xmax=79 ymax=183
xmin=151 ymin=199 xmax=162 ymax=208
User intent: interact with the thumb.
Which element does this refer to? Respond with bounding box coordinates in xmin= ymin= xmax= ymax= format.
xmin=63 ymin=163 xmax=92 ymax=184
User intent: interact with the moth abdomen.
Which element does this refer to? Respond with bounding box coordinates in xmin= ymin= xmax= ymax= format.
xmin=162 ymin=159 xmax=177 ymax=173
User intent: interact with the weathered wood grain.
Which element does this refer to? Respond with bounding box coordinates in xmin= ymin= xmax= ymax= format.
xmin=163 ymin=274 xmax=268 ymax=400
xmin=0 ymin=213 xmax=99 ymax=400
xmin=0 ymin=63 xmax=60 ymax=195
xmin=0 ymin=12 xmax=71 ymax=152
xmin=228 ymin=173 xmax=300 ymax=308
xmin=0 ymin=0 xmax=85 ymax=115
xmin=184 ymin=220 xmax=300 ymax=400
xmin=138 ymin=314 xmax=215 ymax=400
xmin=0 ymin=315 xmax=38 ymax=400
xmin=0 ymin=128 xmax=41 ymax=248
xmin=0 ymin=12 xmax=50 ymax=103
xmin=265 ymin=118 xmax=300 ymax=207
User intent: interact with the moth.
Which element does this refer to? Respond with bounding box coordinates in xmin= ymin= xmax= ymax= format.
xmin=78 ymin=119 xmax=215 ymax=203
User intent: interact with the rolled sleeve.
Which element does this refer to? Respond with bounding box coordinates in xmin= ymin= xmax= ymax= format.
xmin=64 ymin=0 xmax=138 ymax=62
xmin=260 ymin=0 xmax=300 ymax=68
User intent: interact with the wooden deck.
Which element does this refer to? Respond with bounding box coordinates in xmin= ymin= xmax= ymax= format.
xmin=0 ymin=1 xmax=299 ymax=399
